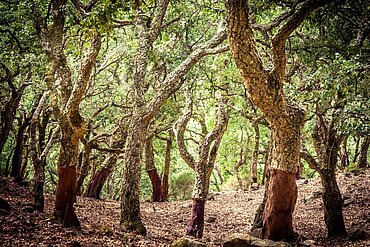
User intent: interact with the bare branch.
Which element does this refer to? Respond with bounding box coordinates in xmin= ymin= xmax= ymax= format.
xmin=271 ymin=0 xmax=331 ymax=81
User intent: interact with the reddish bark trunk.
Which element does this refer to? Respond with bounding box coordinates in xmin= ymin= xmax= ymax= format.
xmin=54 ymin=165 xmax=80 ymax=227
xmin=147 ymin=169 xmax=162 ymax=202
xmin=85 ymin=167 xmax=111 ymax=199
xmin=186 ymin=199 xmax=205 ymax=238
xmin=262 ymin=168 xmax=297 ymax=241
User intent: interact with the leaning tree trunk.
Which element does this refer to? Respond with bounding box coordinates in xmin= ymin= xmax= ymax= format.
xmin=85 ymin=166 xmax=111 ymax=199
xmin=224 ymin=0 xmax=326 ymax=241
xmin=358 ymin=136 xmax=370 ymax=168
xmin=145 ymin=137 xmax=163 ymax=202
xmin=76 ymin=142 xmax=92 ymax=196
xmin=85 ymin=155 xmax=117 ymax=199
xmin=11 ymin=116 xmax=30 ymax=183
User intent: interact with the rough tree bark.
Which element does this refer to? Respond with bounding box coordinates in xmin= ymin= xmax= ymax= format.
xmin=85 ymin=126 xmax=126 ymax=199
xmin=11 ymin=114 xmax=31 ymax=183
xmin=0 ymin=63 xmax=29 ymax=156
xmin=144 ymin=136 xmax=162 ymax=202
xmin=340 ymin=135 xmax=348 ymax=170
xmin=33 ymin=0 xmax=102 ymax=226
xmin=30 ymin=92 xmax=58 ymax=211
xmin=225 ymin=0 xmax=329 ymax=240
xmin=76 ymin=104 xmax=110 ymax=196
xmin=234 ymin=130 xmax=251 ymax=190
xmin=251 ymin=122 xmax=260 ymax=184
xmin=161 ymin=132 xmax=172 ymax=201
xmin=119 ymin=0 xmax=228 ymax=234
xmin=300 ymin=114 xmax=346 ymax=237
xmin=358 ymin=136 xmax=370 ymax=168
xmin=174 ymin=89 xmax=229 ymax=238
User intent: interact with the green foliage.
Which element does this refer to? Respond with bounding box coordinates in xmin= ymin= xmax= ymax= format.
xmin=169 ymin=170 xmax=195 ymax=200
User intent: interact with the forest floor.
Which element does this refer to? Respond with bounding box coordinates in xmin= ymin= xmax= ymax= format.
xmin=0 ymin=169 xmax=369 ymax=247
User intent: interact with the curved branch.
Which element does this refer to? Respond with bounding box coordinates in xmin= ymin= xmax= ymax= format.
xmin=271 ymin=0 xmax=331 ymax=81
xmin=173 ymin=89 xmax=196 ymax=170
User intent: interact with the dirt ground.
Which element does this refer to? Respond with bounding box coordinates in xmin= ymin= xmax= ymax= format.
xmin=0 ymin=170 xmax=369 ymax=246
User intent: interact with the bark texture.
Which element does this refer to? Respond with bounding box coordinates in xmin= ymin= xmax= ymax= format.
xmin=0 ymin=64 xmax=29 ymax=155
xmin=145 ymin=137 xmax=162 ymax=202
xmin=33 ymin=0 xmax=102 ymax=226
xmin=225 ymin=0 xmax=327 ymax=240
xmin=85 ymin=166 xmax=111 ymax=199
xmin=174 ymin=89 xmax=229 ymax=238
xmin=358 ymin=136 xmax=370 ymax=168
xmin=186 ymin=199 xmax=205 ymax=238
xmin=119 ymin=0 xmax=227 ymax=234
xmin=300 ymin=114 xmax=346 ymax=237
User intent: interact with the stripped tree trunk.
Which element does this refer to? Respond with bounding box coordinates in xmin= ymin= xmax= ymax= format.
xmin=119 ymin=0 xmax=228 ymax=234
xmin=174 ymin=89 xmax=229 ymax=238
xmin=145 ymin=136 xmax=162 ymax=202
xmin=85 ymin=166 xmax=111 ymax=199
xmin=33 ymin=1 xmax=102 ymax=226
xmin=225 ymin=0 xmax=329 ymax=240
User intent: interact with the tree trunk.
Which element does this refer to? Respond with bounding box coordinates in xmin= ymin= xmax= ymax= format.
xmin=54 ymin=164 xmax=79 ymax=227
xmin=251 ymin=123 xmax=260 ymax=183
xmin=11 ymin=118 xmax=29 ymax=183
xmin=145 ymin=137 xmax=163 ymax=202
xmin=85 ymin=166 xmax=111 ymax=199
xmin=0 ymin=74 xmax=28 ymax=156
xmin=358 ymin=136 xmax=369 ymax=168
xmin=352 ymin=136 xmax=360 ymax=163
xmin=224 ymin=0 xmax=324 ymax=240
xmin=120 ymin=118 xmax=147 ymax=235
xmin=311 ymin=114 xmax=346 ymax=237
xmin=76 ymin=143 xmax=92 ymax=196
xmin=186 ymin=198 xmax=206 ymax=238
xmin=263 ymin=168 xmax=297 ymax=241
xmin=341 ymin=137 xmax=348 ymax=169
xmin=85 ymin=154 xmax=117 ymax=199
xmin=320 ymin=171 xmax=346 ymax=237
xmin=161 ymin=136 xmax=172 ymax=201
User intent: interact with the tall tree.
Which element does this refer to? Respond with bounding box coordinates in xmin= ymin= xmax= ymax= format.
xmin=33 ymin=1 xmax=102 ymax=226
xmin=119 ymin=0 xmax=228 ymax=233
xmin=30 ymin=91 xmax=58 ymax=211
xmin=224 ymin=0 xmax=329 ymax=240
xmin=174 ymin=89 xmax=229 ymax=238
xmin=300 ymin=107 xmax=346 ymax=237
